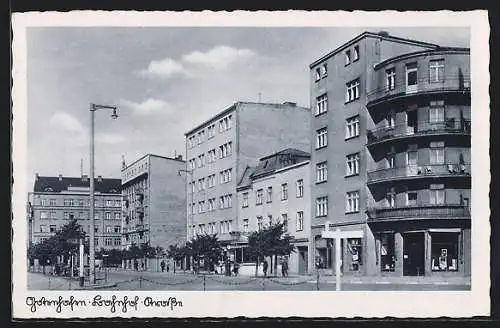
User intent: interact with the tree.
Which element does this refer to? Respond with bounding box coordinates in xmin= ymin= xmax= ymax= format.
xmin=185 ymin=234 xmax=223 ymax=273
xmin=167 ymin=244 xmax=185 ymax=273
xmin=247 ymin=222 xmax=295 ymax=277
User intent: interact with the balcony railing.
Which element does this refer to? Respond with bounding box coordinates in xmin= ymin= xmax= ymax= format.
xmin=367 ymin=74 xmax=470 ymax=106
xmin=367 ymin=204 xmax=471 ymax=222
xmin=367 ymin=163 xmax=471 ymax=184
xmin=122 ymin=223 xmax=149 ymax=233
xmin=367 ymin=120 xmax=471 ymax=145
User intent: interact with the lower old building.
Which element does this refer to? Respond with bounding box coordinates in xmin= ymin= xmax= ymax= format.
xmin=120 ymin=154 xmax=186 ymax=270
xmin=235 ymin=148 xmax=313 ymax=275
xmin=28 ymin=173 xmax=123 ymax=250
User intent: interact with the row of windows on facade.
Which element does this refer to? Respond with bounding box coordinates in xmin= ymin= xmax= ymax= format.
xmin=316 ymin=116 xmax=360 ymax=149
xmin=381 ymin=142 xmax=466 ymax=169
xmin=384 ymin=184 xmax=468 ymax=208
xmin=189 ymin=194 xmax=233 ymax=214
xmin=244 ymin=212 xmax=304 ymax=233
xmin=38 ymin=211 xmax=121 ymax=220
xmin=187 ymin=115 xmax=233 ymax=149
xmin=37 ymin=198 xmax=121 ymax=208
xmin=188 ymin=141 xmax=233 ymax=170
xmin=36 ymin=236 xmax=121 ymax=246
xmin=313 ymin=44 xmax=360 ymax=81
xmin=242 ymin=180 xmax=304 ymax=207
xmin=380 ymin=100 xmax=453 ymax=129
xmin=315 ymin=191 xmax=360 ymax=217
xmin=193 ymin=219 xmax=233 ymax=235
xmin=123 ymin=161 xmax=149 ymax=181
xmin=188 ymin=168 xmax=233 ymax=193
xmin=38 ymin=224 xmax=121 ymax=234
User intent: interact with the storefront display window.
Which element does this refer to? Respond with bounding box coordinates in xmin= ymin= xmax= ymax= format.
xmin=431 ymin=233 xmax=459 ymax=272
xmin=347 ymin=238 xmax=362 ymax=271
xmin=380 ymin=232 xmax=395 ymax=272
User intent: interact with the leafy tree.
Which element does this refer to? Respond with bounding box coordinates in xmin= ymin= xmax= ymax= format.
xmin=185 ymin=234 xmax=223 ymax=273
xmin=247 ymin=222 xmax=295 ymax=276
xmin=167 ymin=244 xmax=186 ymax=273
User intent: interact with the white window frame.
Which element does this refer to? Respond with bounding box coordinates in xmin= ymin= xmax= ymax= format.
xmin=242 ymin=192 xmax=249 ymax=208
xmin=256 ymin=189 xmax=263 ymax=205
xmin=296 ymin=179 xmax=304 ymax=198
xmin=346 ymin=153 xmax=360 ymax=176
xmin=315 ymin=94 xmax=328 ymax=116
xmin=316 ymin=162 xmax=327 ymax=183
xmin=243 ymin=219 xmax=249 ymax=233
xmin=346 ymin=191 xmax=360 ymax=213
xmin=429 ymin=100 xmax=445 ymax=123
xmin=346 ymin=116 xmax=360 ymax=139
xmin=353 ymin=45 xmax=359 ymax=61
xmin=429 ymin=59 xmax=445 ymax=83
xmin=345 ymin=50 xmax=351 ymax=65
xmin=266 ymin=187 xmax=273 ymax=203
xmin=316 ymin=197 xmax=328 ymax=217
xmin=296 ymin=211 xmax=304 ymax=231
xmin=316 ymin=127 xmax=328 ymax=149
xmin=281 ymin=183 xmax=288 ymax=201
xmin=386 ymin=68 xmax=396 ymax=91
xmin=346 ymin=79 xmax=360 ymax=102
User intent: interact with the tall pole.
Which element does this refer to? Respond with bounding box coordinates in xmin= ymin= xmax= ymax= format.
xmin=335 ymin=229 xmax=341 ymax=291
xmin=89 ymin=106 xmax=96 ymax=284
xmin=79 ymin=238 xmax=84 ymax=287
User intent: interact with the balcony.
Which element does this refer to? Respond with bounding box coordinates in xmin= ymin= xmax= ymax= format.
xmin=367 ymin=163 xmax=471 ymax=185
xmin=367 ymin=204 xmax=471 ymax=222
xmin=366 ymin=74 xmax=470 ymax=107
xmin=367 ymin=120 xmax=471 ymax=146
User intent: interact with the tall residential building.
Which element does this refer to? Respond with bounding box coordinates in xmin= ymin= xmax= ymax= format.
xmin=309 ymin=31 xmax=471 ymax=277
xmin=184 ymin=101 xmax=311 ymax=248
xmin=28 ymin=174 xmax=122 ymax=250
xmin=237 ymin=148 xmax=312 ymax=274
xmin=121 ymin=154 xmax=186 ymax=257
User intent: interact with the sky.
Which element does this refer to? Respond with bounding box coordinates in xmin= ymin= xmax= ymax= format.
xmin=26 ymin=26 xmax=470 ymax=190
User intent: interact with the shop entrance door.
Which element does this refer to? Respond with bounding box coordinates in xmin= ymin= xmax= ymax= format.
xmin=403 ymin=233 xmax=425 ymax=276
xmin=298 ymin=247 xmax=308 ymax=274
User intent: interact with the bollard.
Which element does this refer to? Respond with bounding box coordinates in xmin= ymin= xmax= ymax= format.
xmin=203 ymin=275 xmax=206 ymax=291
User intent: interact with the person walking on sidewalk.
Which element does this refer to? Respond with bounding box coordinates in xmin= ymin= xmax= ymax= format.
xmin=282 ymin=259 xmax=288 ymax=277
xmin=263 ymin=260 xmax=268 ymax=277
xmin=160 ymin=260 xmax=165 ymax=272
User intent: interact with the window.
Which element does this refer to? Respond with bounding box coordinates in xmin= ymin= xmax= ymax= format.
xmin=208 ymin=149 xmax=217 ymax=163
xmin=386 ymin=68 xmax=396 ymax=90
xmin=49 ymin=225 xmax=57 ymax=233
xmin=219 ymin=194 xmax=232 ymax=209
xmin=346 ymin=191 xmax=360 ymax=213
xmin=429 ymin=59 xmax=445 ymax=83
xmin=78 ymin=199 xmax=85 ymax=207
xmin=266 ymin=187 xmax=273 ymax=203
xmin=431 ymin=233 xmax=459 ymax=271
xmin=316 ymin=162 xmax=328 ymax=183
xmin=114 ymin=213 xmax=120 ymax=220
xmin=347 ymin=238 xmax=362 ymax=271
xmin=380 ymin=232 xmax=395 ymax=272
xmin=316 ymin=197 xmax=328 ymax=217
xmin=63 ymin=212 xmax=69 ymax=220
xmin=51 ymin=212 xmax=57 ymax=219
xmin=406 ymin=63 xmax=418 ymax=87
xmin=208 ymin=198 xmax=216 ymax=211
xmin=316 ymin=127 xmax=328 ymax=149
xmin=315 ymin=67 xmax=321 ymax=81
xmin=94 ymin=226 xmax=99 ymax=233
xmin=346 ymin=153 xmax=360 ymax=176
xmin=256 ymin=189 xmax=263 ymax=205
xmin=243 ymin=219 xmax=249 ymax=233
xmin=406 ymin=191 xmax=418 ymax=206
xmin=346 ymin=79 xmax=360 ymax=102
xmin=64 ymin=199 xmax=70 ymax=206
xmin=296 ymin=179 xmax=304 ymax=198
xmin=321 ymin=63 xmax=327 ymax=77
xmin=114 ymin=225 xmax=121 ymax=233
xmin=345 ymin=50 xmax=351 ymax=65
xmin=430 ymin=184 xmax=445 ymax=205
xmin=387 ymin=111 xmax=395 ymax=128
xmin=105 ymin=212 xmax=111 ymax=220
xmin=281 ymin=183 xmax=288 ymax=201
xmin=346 ymin=116 xmax=360 ymax=139
xmin=189 ymin=159 xmax=196 ymax=170
xmin=242 ymin=192 xmax=249 ymax=208
xmin=219 ymin=142 xmax=233 ymax=158
xmin=48 ymin=199 xmax=56 ymax=206
xmin=39 ymin=225 xmax=47 ymax=232
xmin=114 ymin=200 xmax=121 ymax=207
xmin=353 ymin=45 xmax=359 ymax=61
xmin=41 ymin=199 xmax=47 ymax=206
xmin=197 ymin=130 xmax=206 ymax=145
xmin=387 ymin=188 xmax=396 ymax=208
xmin=429 ymin=100 xmax=445 ymax=123
xmin=430 ymin=141 xmax=445 ymax=164
xmin=282 ymin=214 xmax=288 ymax=232
xmin=40 ymin=211 xmax=48 ymax=219
xmin=219 ymin=169 xmax=232 ymax=184
xmin=106 ymin=225 xmax=113 ymax=233
xmin=207 ymin=174 xmax=216 ymax=188
xmin=296 ymin=211 xmax=304 ymax=231
xmin=106 ymin=200 xmax=113 ymax=207
xmin=315 ymin=94 xmax=328 ymax=116
xmin=188 ymin=135 xmax=196 ymax=149
xmin=207 ymin=123 xmax=216 ymax=139
xmin=219 ymin=115 xmax=232 ymax=133
xmin=105 ymin=238 xmax=112 ymax=246
xmin=257 ymin=216 xmax=263 ymax=231
xmin=114 ymin=237 xmax=121 ymax=246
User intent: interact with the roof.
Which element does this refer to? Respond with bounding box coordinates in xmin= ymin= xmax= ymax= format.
xmin=240 ymin=148 xmax=311 ymax=185
xmin=236 ymin=166 xmax=256 ymax=191
xmin=33 ymin=175 xmax=121 ymax=194
xmin=122 ymin=153 xmax=185 ymax=172
xmin=184 ymin=101 xmax=309 ymax=136
xmin=309 ymin=31 xmax=439 ymax=68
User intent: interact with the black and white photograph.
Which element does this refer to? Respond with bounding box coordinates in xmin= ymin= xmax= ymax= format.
xmin=11 ymin=10 xmax=490 ymax=318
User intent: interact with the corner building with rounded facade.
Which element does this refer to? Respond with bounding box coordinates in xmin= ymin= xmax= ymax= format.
xmin=309 ymin=31 xmax=471 ymax=278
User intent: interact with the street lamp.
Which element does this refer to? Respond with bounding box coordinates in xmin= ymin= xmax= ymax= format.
xmin=89 ymin=103 xmax=119 ymax=285
xmin=178 ymin=168 xmax=193 ymax=271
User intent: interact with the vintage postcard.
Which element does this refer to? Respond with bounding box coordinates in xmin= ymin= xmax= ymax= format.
xmin=11 ymin=10 xmax=490 ymax=318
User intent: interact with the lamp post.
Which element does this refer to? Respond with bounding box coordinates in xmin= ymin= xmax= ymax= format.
xmin=178 ymin=168 xmax=193 ymax=271
xmin=89 ymin=103 xmax=118 ymax=285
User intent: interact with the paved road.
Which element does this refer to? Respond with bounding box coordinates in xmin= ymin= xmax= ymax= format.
xmin=28 ymin=271 xmax=470 ymax=291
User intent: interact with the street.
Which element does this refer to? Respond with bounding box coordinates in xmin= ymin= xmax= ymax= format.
xmin=28 ymin=270 xmax=471 ymax=291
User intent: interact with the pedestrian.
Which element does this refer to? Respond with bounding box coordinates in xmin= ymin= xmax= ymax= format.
xmin=281 ymin=259 xmax=286 ymax=277
xmin=263 ymin=260 xmax=268 ymax=277
xmin=166 ymin=263 xmax=170 ymax=272
xmin=283 ymin=259 xmax=289 ymax=277
xmin=134 ymin=259 xmax=138 ymax=271
xmin=160 ymin=260 xmax=165 ymax=272
xmin=141 ymin=261 xmax=145 ymax=271
xmin=232 ymin=262 xmax=240 ymax=276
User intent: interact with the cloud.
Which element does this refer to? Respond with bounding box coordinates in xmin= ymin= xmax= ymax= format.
xmin=138 ymin=57 xmax=185 ymax=78
xmin=182 ymin=45 xmax=257 ymax=70
xmin=120 ymin=98 xmax=172 ymax=116
xmin=49 ymin=112 xmax=85 ymax=134
xmin=95 ymin=132 xmax=126 ymax=145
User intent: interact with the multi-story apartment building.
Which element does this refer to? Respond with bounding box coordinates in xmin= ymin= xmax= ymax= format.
xmin=121 ymin=154 xmax=186 ymax=262
xmin=237 ymin=148 xmax=312 ymax=274
xmin=309 ymin=31 xmax=471 ymax=278
xmin=28 ymin=174 xmax=122 ymax=250
xmin=184 ymin=102 xmax=311 ymax=250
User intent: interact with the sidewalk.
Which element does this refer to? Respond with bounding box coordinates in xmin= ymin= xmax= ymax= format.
xmin=306 ymin=274 xmax=471 ymax=286
xmin=28 ymin=272 xmax=117 ymax=290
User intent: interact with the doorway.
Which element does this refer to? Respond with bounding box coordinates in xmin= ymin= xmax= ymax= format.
xmin=298 ymin=247 xmax=308 ymax=274
xmin=406 ymin=149 xmax=418 ymax=176
xmin=406 ymin=63 xmax=418 ymax=94
xmin=406 ymin=110 xmax=418 ymax=135
xmin=403 ymin=233 xmax=425 ymax=276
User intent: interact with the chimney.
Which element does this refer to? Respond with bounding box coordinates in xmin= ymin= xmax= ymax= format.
xmin=176 ymin=155 xmax=183 ymax=160
xmin=58 ymin=174 xmax=63 ymax=181
xmin=97 ymin=175 xmax=102 ymax=182
xmin=283 ymin=101 xmax=296 ymax=106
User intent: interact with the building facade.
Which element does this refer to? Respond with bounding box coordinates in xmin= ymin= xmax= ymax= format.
xmin=309 ymin=31 xmax=471 ymax=277
xmin=28 ymin=174 xmax=122 ymax=250
xmin=121 ymin=154 xmax=186 ymax=256
xmin=237 ymin=149 xmax=312 ymax=274
xmin=184 ymin=102 xmax=311 ymax=249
